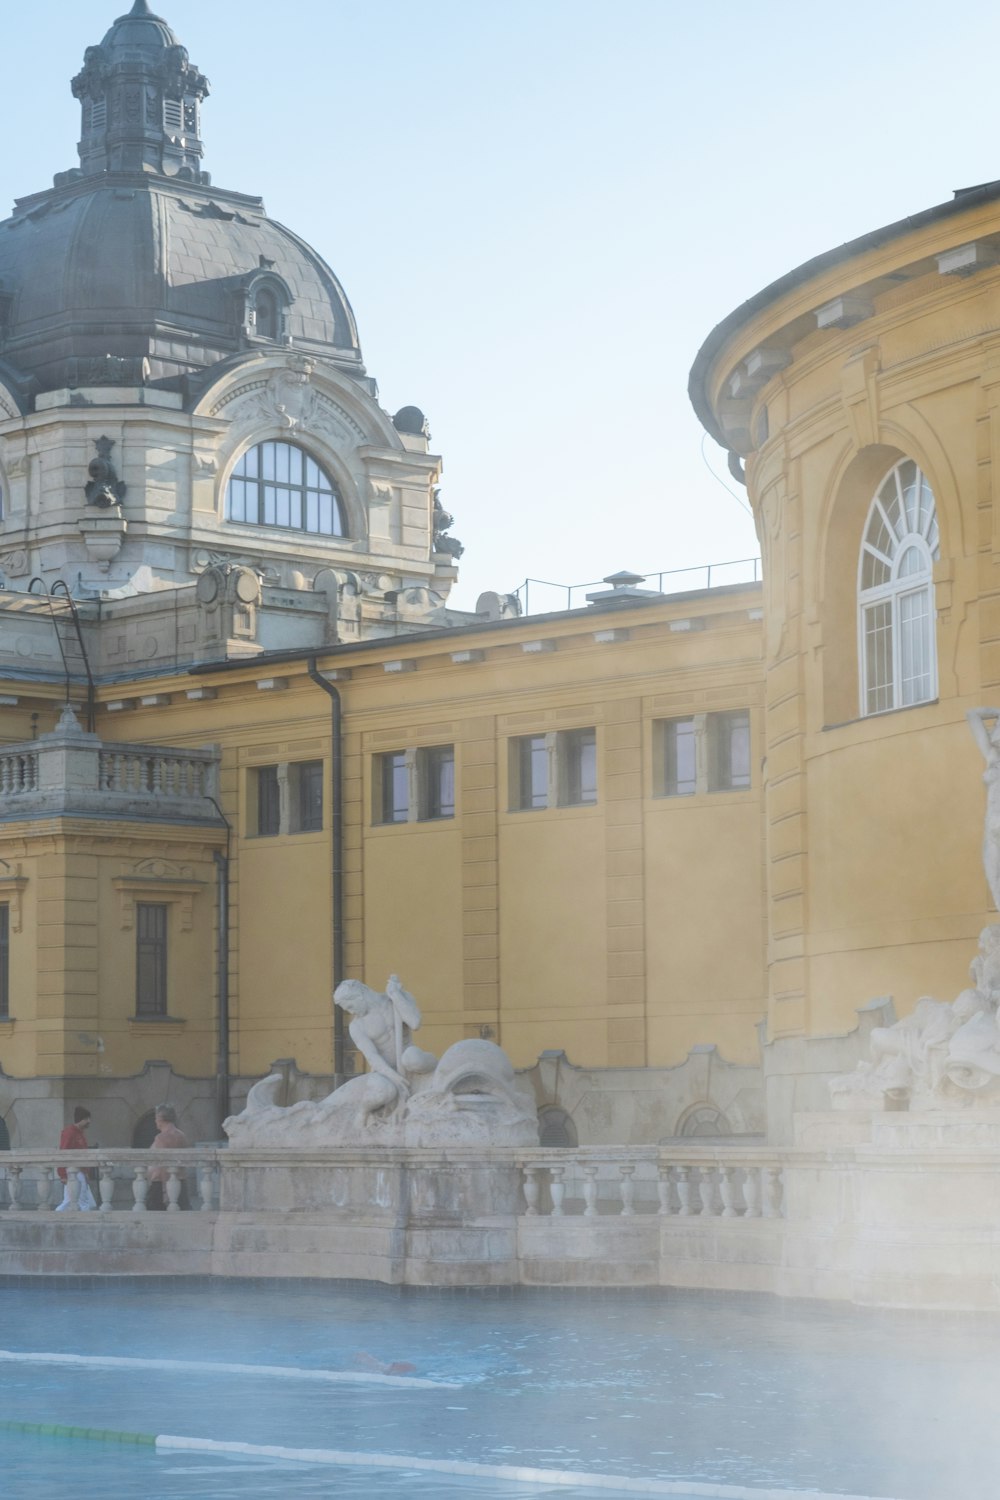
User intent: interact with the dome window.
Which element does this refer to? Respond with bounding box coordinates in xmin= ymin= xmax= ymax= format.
xmin=226 ymin=441 xmax=346 ymax=538
xmin=254 ymin=288 xmax=280 ymax=341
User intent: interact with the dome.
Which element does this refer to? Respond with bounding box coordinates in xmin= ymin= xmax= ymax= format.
xmin=0 ymin=177 xmax=361 ymax=393
xmin=100 ymin=1 xmax=180 ymax=56
xmin=0 ymin=2 xmax=363 ymax=397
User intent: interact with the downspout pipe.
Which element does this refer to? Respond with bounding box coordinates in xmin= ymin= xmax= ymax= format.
xmin=307 ymin=658 xmax=345 ymax=1082
xmin=206 ymin=797 xmax=231 ymax=1134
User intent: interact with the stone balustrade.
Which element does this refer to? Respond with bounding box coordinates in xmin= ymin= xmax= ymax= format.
xmin=0 ymin=747 xmax=39 ymax=795
xmin=518 ymin=1148 xmax=785 ymax=1219
xmin=0 ymin=1150 xmax=220 ymax=1213
xmin=0 ymin=714 xmax=220 ymax=825
xmin=0 ymin=1145 xmax=784 ymax=1220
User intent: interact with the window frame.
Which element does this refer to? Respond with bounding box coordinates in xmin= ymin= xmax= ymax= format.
xmin=135 ymin=902 xmax=169 ymax=1020
xmin=373 ymin=745 xmax=457 ymax=825
xmin=225 ymin=441 xmax=346 ymax=539
xmin=509 ymin=728 xmax=599 ymax=812
xmin=857 ymin=460 xmax=940 ymax=717
xmin=250 ymin=760 xmax=325 ymax=837
xmin=655 ymin=711 xmax=752 ymax=798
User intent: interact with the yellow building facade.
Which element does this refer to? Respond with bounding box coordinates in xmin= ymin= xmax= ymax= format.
xmin=5 ymin=2 xmax=1000 ymax=1151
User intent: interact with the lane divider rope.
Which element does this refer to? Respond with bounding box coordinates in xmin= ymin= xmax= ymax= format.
xmin=0 ymin=1349 xmax=456 ymax=1389
xmin=0 ymin=1418 xmax=916 ymax=1500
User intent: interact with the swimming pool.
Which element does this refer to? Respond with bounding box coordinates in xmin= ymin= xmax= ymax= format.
xmin=0 ymin=1280 xmax=996 ymax=1499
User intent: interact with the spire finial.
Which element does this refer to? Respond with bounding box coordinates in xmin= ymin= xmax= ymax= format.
xmin=129 ymin=0 xmax=155 ymax=14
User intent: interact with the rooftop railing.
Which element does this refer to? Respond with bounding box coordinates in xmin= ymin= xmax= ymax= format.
xmin=513 ymin=557 xmax=762 ymax=617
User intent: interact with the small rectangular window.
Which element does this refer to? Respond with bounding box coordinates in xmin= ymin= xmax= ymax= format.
xmin=562 ymin=728 xmax=597 ymax=807
xmin=379 ymin=752 xmax=410 ymax=824
xmin=136 ymin=903 xmax=168 ymax=1019
xmin=512 ymin=734 xmax=549 ymax=810
xmin=256 ymin=765 xmax=280 ymax=836
xmin=710 ymin=710 xmax=751 ymax=791
xmin=423 ymin=746 xmax=455 ymax=820
xmin=292 ymin=760 xmax=324 ymax=832
xmin=510 ymin=729 xmax=598 ymax=811
xmin=656 ymin=711 xmax=752 ymax=797
xmin=0 ymin=904 xmax=8 ymax=1020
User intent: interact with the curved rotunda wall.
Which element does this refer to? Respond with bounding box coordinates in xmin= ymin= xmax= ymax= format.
xmin=693 ymin=187 xmax=1000 ymax=1040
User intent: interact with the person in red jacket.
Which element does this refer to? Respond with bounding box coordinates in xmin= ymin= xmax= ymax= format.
xmin=55 ymin=1106 xmax=96 ymax=1211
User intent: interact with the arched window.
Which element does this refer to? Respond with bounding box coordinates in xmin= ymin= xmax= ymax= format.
xmin=254 ymin=287 xmax=280 ymax=340
xmin=858 ymin=460 xmax=939 ymax=716
xmin=226 ymin=441 xmax=346 ymax=537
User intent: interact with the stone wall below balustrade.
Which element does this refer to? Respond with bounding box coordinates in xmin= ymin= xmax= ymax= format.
xmin=2 ymin=1124 xmax=1000 ymax=1310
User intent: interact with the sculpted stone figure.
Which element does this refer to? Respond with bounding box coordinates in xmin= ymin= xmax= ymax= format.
xmin=224 ymin=976 xmax=539 ymax=1147
xmin=967 ymin=707 xmax=1000 ymax=912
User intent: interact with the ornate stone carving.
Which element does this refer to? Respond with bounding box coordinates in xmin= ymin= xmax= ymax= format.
xmin=225 ymin=976 xmax=539 ymax=1147
xmin=1 ymin=549 xmax=29 ymax=578
xmin=85 ymin=437 xmax=126 ymax=508
xmin=432 ymin=490 xmax=464 ymax=559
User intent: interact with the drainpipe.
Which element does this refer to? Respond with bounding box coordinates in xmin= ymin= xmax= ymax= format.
xmin=307 ymin=657 xmax=345 ymax=1082
xmin=206 ymin=797 xmax=231 ymax=1134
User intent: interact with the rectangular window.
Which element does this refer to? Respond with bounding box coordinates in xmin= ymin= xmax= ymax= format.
xmin=292 ymin=760 xmax=324 ymax=832
xmin=657 ymin=711 xmax=752 ymax=796
xmin=379 ymin=752 xmax=410 ymax=824
xmin=375 ymin=745 xmax=457 ymax=823
xmin=510 ymin=729 xmax=598 ymax=810
xmin=515 ymin=735 xmax=549 ymax=810
xmin=562 ymin=728 xmax=597 ymax=806
xmin=0 ymin=905 xmax=8 ymax=1020
xmin=135 ymin=903 xmax=168 ymax=1018
xmin=710 ymin=710 xmax=751 ymax=791
xmin=663 ymin=718 xmax=697 ymax=796
xmin=256 ymin=765 xmax=280 ymax=837
xmin=423 ymin=745 xmax=455 ymax=820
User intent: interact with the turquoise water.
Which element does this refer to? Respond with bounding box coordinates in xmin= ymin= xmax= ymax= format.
xmin=0 ymin=1280 xmax=997 ymax=1499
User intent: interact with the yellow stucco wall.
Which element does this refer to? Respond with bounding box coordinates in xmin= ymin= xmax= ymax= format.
xmin=0 ymin=587 xmax=768 ymax=1090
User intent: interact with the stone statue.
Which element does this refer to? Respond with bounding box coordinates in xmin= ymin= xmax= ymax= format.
xmin=830 ymin=715 xmax=1000 ymax=1109
xmin=224 ymin=976 xmax=539 ymax=1147
xmin=967 ymin=708 xmax=1000 ymax=911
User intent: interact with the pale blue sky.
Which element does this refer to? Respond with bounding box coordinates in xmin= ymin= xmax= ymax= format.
xmin=7 ymin=2 xmax=1000 ymax=609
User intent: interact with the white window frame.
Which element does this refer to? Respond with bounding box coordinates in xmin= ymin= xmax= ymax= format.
xmin=857 ymin=460 xmax=939 ymax=717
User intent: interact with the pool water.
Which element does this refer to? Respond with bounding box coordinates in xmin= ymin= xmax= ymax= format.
xmin=0 ymin=1280 xmax=997 ymax=1499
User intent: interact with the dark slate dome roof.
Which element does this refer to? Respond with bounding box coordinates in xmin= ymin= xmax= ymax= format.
xmin=0 ymin=3 xmax=362 ymax=400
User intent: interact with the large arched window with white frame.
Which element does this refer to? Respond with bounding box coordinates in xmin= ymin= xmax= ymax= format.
xmin=226 ymin=440 xmax=346 ymax=538
xmin=858 ymin=459 xmax=939 ymax=716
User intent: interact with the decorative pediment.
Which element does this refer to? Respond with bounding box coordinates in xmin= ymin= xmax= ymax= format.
xmin=112 ymin=863 xmax=205 ymax=932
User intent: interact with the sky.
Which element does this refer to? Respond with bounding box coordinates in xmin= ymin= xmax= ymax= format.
xmin=6 ymin=0 xmax=1000 ymax=611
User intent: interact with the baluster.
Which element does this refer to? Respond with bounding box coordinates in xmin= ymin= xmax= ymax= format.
xmin=549 ymin=1163 xmax=566 ymax=1217
xmin=165 ymin=1168 xmax=183 ymax=1212
xmin=198 ymin=1160 xmax=215 ymax=1212
xmin=719 ymin=1165 xmax=738 ymax=1218
xmin=151 ymin=757 xmax=163 ymax=794
xmin=582 ymin=1163 xmax=599 ymax=1217
xmin=522 ymin=1165 xmax=540 ymax=1216
xmin=0 ymin=758 xmax=8 ymax=794
xmin=7 ymin=1166 xmax=22 ymax=1212
xmin=618 ymin=1162 xmax=636 ymax=1216
xmin=741 ymin=1165 xmax=762 ymax=1218
xmin=763 ymin=1166 xmax=784 ymax=1219
xmin=657 ymin=1164 xmax=673 ymax=1216
xmin=35 ymin=1166 xmax=54 ymax=1212
xmin=675 ymin=1164 xmax=693 ymax=1216
xmin=132 ymin=1167 xmax=149 ymax=1212
xmin=697 ymin=1165 xmax=716 ymax=1217
xmin=66 ymin=1174 xmax=82 ymax=1210
xmin=99 ymin=1162 xmax=115 ymax=1213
